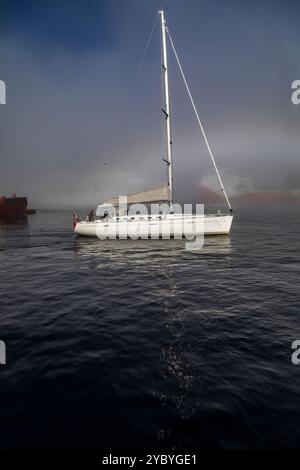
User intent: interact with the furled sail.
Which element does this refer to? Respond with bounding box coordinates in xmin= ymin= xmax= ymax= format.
xmin=104 ymin=185 xmax=171 ymax=206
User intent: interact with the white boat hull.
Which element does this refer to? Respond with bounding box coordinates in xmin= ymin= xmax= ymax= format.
xmin=74 ymin=214 xmax=233 ymax=238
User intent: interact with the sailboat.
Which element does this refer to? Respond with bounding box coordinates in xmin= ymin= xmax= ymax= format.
xmin=74 ymin=10 xmax=233 ymax=239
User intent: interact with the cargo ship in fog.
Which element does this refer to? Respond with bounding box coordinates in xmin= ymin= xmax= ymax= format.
xmin=199 ymin=173 xmax=300 ymax=205
xmin=0 ymin=194 xmax=35 ymax=216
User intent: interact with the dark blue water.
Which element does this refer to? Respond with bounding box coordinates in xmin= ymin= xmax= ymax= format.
xmin=0 ymin=206 xmax=299 ymax=449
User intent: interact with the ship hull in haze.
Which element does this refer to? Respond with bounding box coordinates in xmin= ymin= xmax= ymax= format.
xmin=0 ymin=196 xmax=28 ymax=216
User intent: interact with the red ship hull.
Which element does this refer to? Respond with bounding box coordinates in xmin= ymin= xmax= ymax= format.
xmin=0 ymin=197 xmax=28 ymax=216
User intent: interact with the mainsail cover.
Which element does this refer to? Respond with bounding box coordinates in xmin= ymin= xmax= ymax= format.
xmin=104 ymin=185 xmax=171 ymax=206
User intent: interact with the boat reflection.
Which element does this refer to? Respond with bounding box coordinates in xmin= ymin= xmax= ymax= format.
xmin=0 ymin=215 xmax=28 ymax=228
xmin=73 ymin=235 xmax=232 ymax=262
xmin=151 ymin=258 xmax=199 ymax=448
xmin=73 ymin=235 xmax=232 ymax=448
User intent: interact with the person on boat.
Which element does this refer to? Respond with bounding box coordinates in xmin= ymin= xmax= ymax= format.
xmin=87 ymin=209 xmax=95 ymax=221
xmin=72 ymin=212 xmax=80 ymax=230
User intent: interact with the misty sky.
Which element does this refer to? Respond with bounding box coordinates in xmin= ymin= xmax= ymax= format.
xmin=0 ymin=0 xmax=300 ymax=209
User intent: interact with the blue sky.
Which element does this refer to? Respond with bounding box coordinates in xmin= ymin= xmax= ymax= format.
xmin=1 ymin=0 xmax=113 ymax=53
xmin=0 ymin=0 xmax=300 ymax=208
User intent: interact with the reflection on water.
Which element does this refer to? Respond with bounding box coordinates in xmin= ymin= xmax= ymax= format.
xmin=155 ymin=261 xmax=197 ymax=446
xmin=74 ymin=236 xmax=232 ymax=261
xmin=0 ymin=215 xmax=28 ymax=228
xmin=74 ymin=234 xmax=232 ymax=448
xmin=0 ymin=217 xmax=28 ymax=252
xmin=152 ymin=250 xmax=204 ymax=448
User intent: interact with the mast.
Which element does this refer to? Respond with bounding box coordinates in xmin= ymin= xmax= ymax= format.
xmin=159 ymin=10 xmax=173 ymax=204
